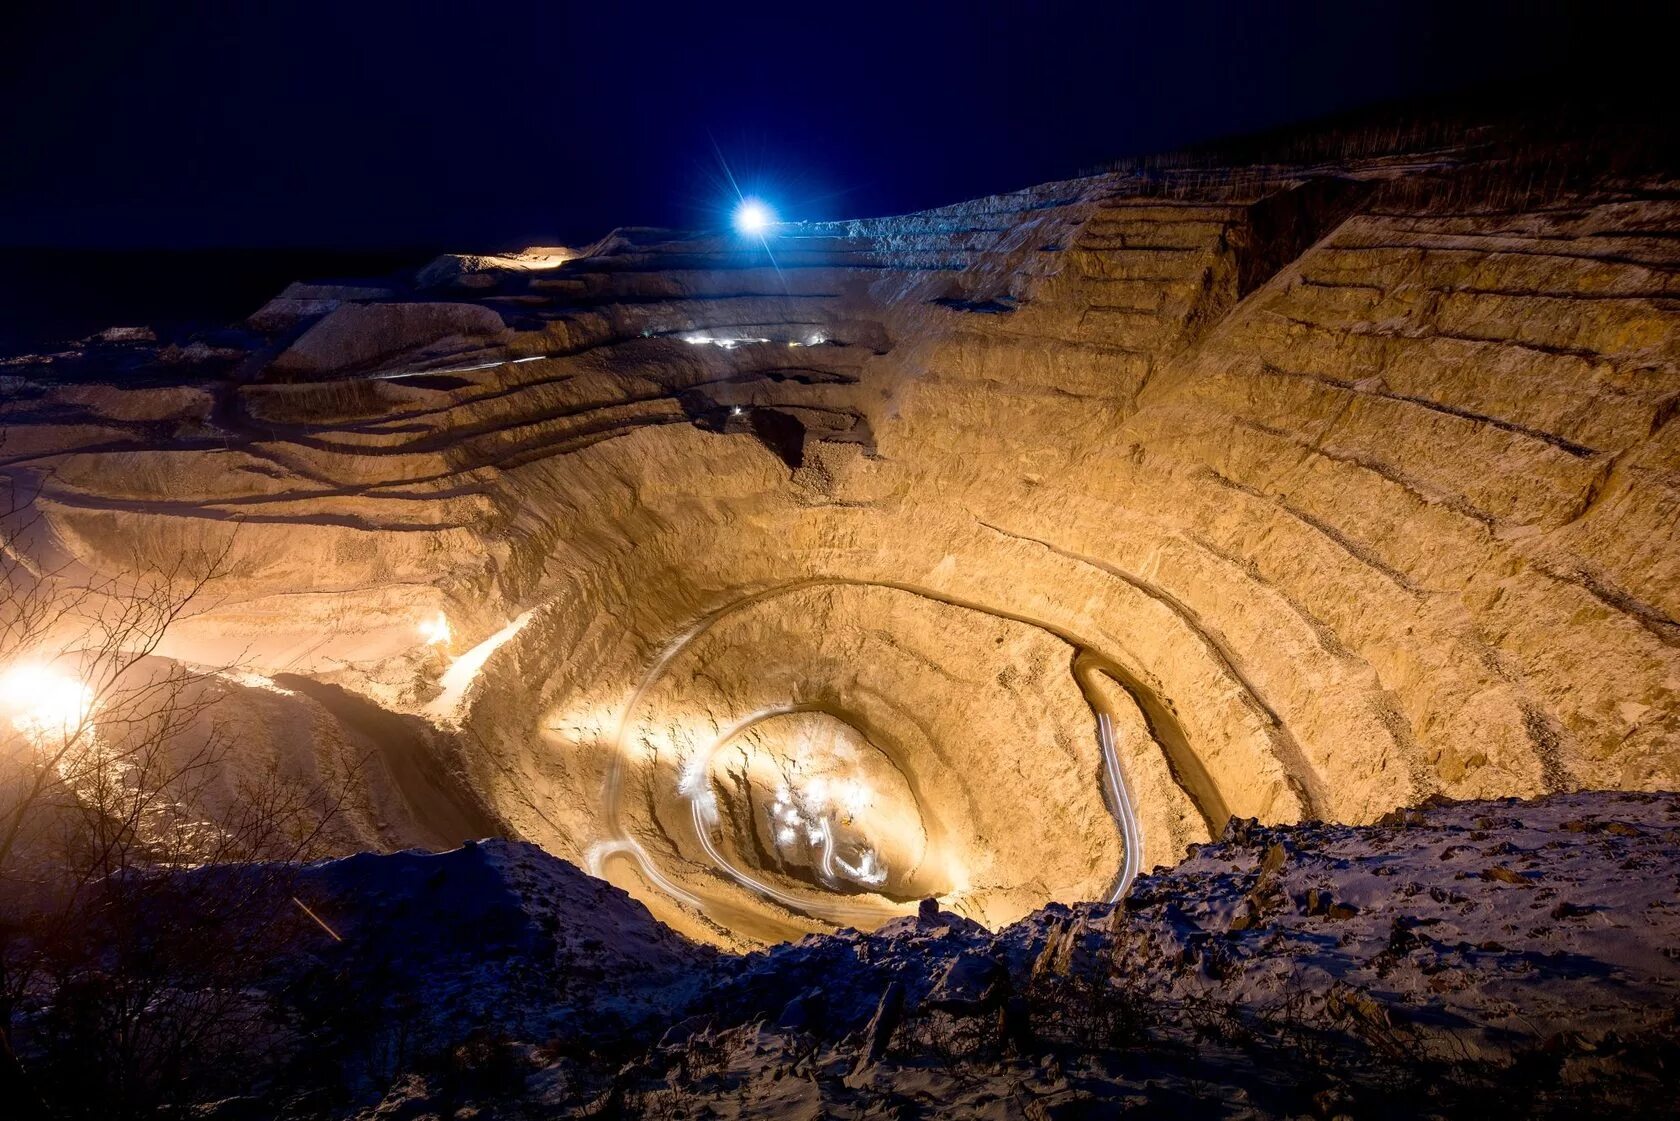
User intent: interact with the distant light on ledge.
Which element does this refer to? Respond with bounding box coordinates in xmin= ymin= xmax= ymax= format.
xmin=733 ymin=198 xmax=775 ymax=237
xmin=482 ymin=246 xmax=573 ymax=270
xmin=683 ymin=333 xmax=770 ymax=349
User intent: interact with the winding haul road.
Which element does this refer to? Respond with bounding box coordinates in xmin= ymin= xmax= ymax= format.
xmin=582 ymin=577 xmax=1149 ymax=936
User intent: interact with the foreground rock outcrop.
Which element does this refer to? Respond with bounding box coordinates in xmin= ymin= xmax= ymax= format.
xmin=9 ymin=791 xmax=1676 ymax=1118
xmin=2 ymin=112 xmax=1678 ymax=948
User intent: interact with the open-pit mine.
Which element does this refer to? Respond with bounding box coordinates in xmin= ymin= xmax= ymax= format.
xmin=4 ymin=132 xmax=1678 ymax=965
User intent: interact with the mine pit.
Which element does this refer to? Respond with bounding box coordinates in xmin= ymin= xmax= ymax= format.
xmin=4 ymin=66 xmax=1679 ymax=1114
xmin=8 ymin=144 xmax=1679 ymax=951
xmin=6 ymin=0 xmax=1680 ymax=1109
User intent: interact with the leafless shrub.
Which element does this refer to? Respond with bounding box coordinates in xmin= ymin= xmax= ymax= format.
xmin=0 ymin=467 xmax=351 ymax=1119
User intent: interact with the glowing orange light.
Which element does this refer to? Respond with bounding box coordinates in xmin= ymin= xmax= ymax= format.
xmin=0 ymin=664 xmax=95 ymax=743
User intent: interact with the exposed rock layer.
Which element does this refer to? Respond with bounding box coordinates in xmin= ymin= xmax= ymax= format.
xmin=3 ymin=137 xmax=1678 ymax=945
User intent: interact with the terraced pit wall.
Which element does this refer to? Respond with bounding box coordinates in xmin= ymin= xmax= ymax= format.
xmin=3 ymin=150 xmax=1676 ymax=947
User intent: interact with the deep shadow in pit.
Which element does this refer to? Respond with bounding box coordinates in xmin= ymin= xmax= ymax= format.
xmin=273 ymin=674 xmax=504 ymax=850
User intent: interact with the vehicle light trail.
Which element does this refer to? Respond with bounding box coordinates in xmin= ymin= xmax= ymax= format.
xmin=587 ymin=577 xmax=1152 ymax=937
xmin=678 ymin=704 xmax=902 ymax=925
xmin=291 ymin=896 xmax=343 ymax=941
xmin=1098 ymin=712 xmax=1143 ymax=901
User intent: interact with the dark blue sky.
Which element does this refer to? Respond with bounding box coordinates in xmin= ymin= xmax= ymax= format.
xmin=0 ymin=0 xmax=1641 ymax=250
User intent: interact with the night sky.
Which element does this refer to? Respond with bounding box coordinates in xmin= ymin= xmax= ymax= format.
xmin=0 ymin=0 xmax=1650 ymax=251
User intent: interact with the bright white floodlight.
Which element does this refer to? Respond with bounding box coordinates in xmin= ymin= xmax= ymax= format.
xmin=733 ymin=198 xmax=775 ymax=236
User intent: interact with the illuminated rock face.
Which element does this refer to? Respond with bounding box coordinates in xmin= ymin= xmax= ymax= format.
xmin=3 ymin=143 xmax=1677 ymax=946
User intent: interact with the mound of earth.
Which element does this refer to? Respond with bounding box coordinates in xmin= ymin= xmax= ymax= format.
xmin=8 ymin=791 xmax=1675 ymax=1119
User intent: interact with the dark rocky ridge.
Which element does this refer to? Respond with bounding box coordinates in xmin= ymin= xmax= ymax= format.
xmin=9 ymin=791 xmax=1674 ymax=1118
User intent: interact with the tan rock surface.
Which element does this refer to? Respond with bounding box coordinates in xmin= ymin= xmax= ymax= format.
xmin=4 ymin=142 xmax=1676 ymax=947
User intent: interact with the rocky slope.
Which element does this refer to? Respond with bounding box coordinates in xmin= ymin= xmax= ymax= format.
xmin=570 ymin=790 xmax=1680 ymax=1120
xmin=2 ymin=118 xmax=1678 ymax=948
xmin=11 ymin=791 xmax=1675 ymax=1118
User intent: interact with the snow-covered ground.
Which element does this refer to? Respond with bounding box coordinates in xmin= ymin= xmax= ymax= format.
xmin=10 ymin=767 xmax=1679 ymax=1119
xmin=121 ymin=789 xmax=1670 ymax=1119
